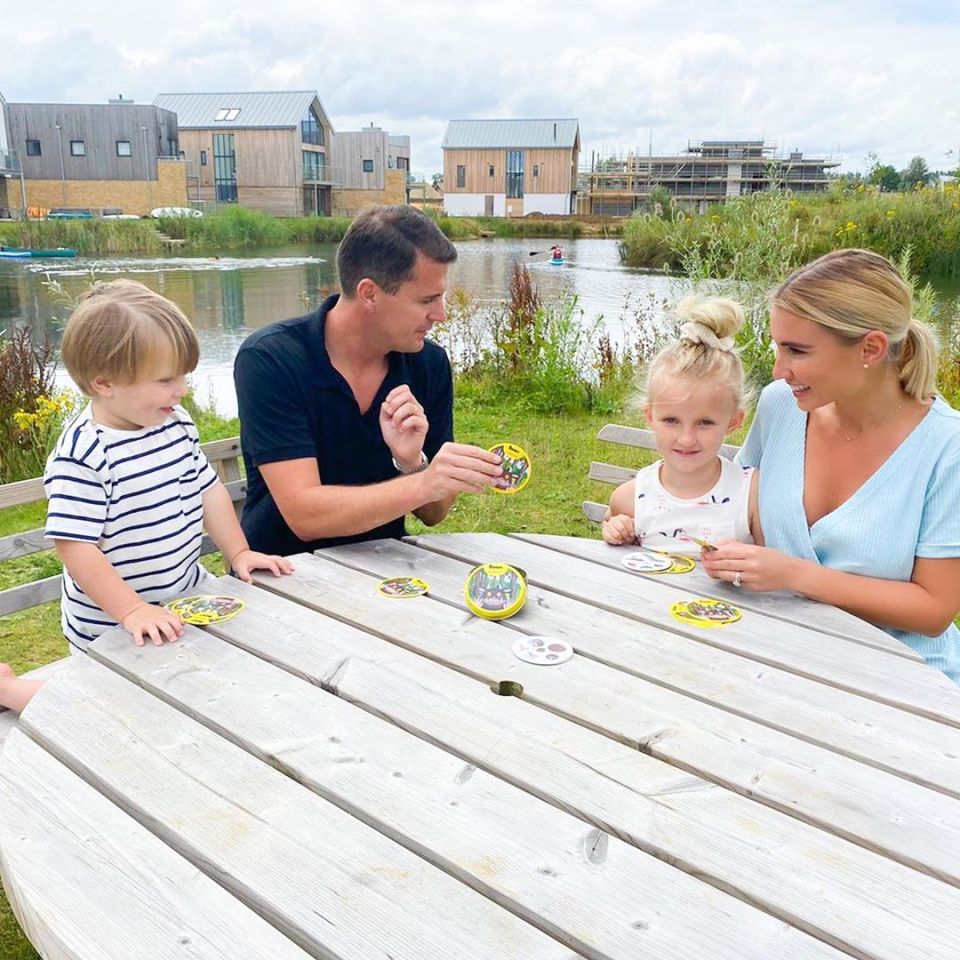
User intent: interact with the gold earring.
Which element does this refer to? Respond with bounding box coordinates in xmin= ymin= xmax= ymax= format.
xmin=862 ymin=363 xmax=869 ymax=369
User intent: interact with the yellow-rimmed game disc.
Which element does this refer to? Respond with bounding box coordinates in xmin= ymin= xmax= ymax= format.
xmin=165 ymin=595 xmax=244 ymax=625
xmin=464 ymin=562 xmax=527 ymax=620
xmin=376 ymin=576 xmax=429 ymax=599
xmin=488 ymin=442 xmax=531 ymax=494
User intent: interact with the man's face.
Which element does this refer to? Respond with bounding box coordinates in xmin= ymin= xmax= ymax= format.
xmin=376 ymin=253 xmax=448 ymax=352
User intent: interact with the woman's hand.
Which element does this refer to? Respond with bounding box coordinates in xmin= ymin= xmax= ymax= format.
xmin=602 ymin=513 xmax=636 ymax=546
xmin=701 ymin=541 xmax=802 ymax=593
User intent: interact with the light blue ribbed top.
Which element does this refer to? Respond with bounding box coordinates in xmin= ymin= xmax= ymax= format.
xmin=738 ymin=379 xmax=960 ymax=683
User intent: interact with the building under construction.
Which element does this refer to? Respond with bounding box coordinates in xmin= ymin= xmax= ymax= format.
xmin=580 ymin=140 xmax=838 ymax=216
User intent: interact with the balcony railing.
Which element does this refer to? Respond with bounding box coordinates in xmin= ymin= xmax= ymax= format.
xmin=0 ymin=149 xmax=22 ymax=175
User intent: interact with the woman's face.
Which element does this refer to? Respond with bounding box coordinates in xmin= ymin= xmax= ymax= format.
xmin=770 ymin=305 xmax=865 ymax=410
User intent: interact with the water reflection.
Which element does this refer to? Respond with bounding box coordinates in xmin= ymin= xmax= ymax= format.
xmin=0 ymin=238 xmax=681 ymax=416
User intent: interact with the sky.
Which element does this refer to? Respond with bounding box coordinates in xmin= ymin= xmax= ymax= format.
xmin=3 ymin=0 xmax=959 ymax=179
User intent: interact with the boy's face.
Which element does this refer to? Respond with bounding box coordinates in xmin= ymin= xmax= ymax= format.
xmin=90 ymin=367 xmax=189 ymax=431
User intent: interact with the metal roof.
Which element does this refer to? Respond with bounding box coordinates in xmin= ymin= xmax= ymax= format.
xmin=442 ymin=119 xmax=579 ymax=150
xmin=153 ymin=91 xmax=325 ymax=129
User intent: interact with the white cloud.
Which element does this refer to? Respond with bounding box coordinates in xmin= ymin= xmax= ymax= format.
xmin=1 ymin=0 xmax=956 ymax=175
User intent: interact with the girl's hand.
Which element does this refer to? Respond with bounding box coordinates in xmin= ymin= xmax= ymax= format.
xmin=121 ymin=603 xmax=184 ymax=647
xmin=701 ymin=542 xmax=801 ymax=593
xmin=231 ymin=550 xmax=295 ymax=582
xmin=602 ymin=513 xmax=636 ymax=546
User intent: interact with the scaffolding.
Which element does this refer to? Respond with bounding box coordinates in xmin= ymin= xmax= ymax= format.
xmin=579 ymin=140 xmax=839 ymax=216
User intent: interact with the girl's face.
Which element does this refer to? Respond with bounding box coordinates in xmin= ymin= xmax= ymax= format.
xmin=644 ymin=377 xmax=743 ymax=475
xmin=770 ymin=305 xmax=867 ymax=410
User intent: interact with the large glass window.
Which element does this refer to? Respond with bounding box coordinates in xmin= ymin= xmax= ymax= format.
xmin=506 ymin=150 xmax=524 ymax=198
xmin=456 ymin=164 xmax=466 ymax=188
xmin=213 ymin=133 xmax=238 ymax=203
xmin=301 ymin=105 xmax=324 ymax=146
xmin=303 ymin=150 xmax=326 ymax=181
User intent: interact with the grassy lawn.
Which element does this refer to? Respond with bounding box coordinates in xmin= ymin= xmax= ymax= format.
xmin=0 ymin=400 xmax=634 ymax=957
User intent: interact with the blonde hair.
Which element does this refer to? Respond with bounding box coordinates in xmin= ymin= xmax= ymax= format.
xmin=639 ymin=296 xmax=751 ymax=411
xmin=773 ymin=248 xmax=938 ymax=401
xmin=61 ymin=280 xmax=199 ymax=396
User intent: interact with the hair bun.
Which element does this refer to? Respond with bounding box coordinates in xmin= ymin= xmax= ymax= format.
xmin=675 ymin=295 xmax=744 ymax=351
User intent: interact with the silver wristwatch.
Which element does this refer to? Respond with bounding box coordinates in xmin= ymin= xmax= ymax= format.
xmin=392 ymin=451 xmax=429 ymax=474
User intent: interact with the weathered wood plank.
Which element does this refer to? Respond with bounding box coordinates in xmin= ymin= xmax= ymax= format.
xmin=93 ymin=628 xmax=845 ymax=960
xmin=0 ymin=528 xmax=49 ymax=563
xmin=0 ymin=575 xmax=60 ymax=617
xmin=250 ymin=552 xmax=960 ymax=858
xmin=151 ymin=573 xmax=960 ymax=958
xmin=0 ymin=728 xmax=311 ymax=960
xmin=331 ymin=538 xmax=960 ymax=746
xmin=588 ymin=462 xmax=635 ymax=486
xmin=414 ymin=533 xmax=953 ymax=715
xmin=511 ymin=531 xmax=923 ymax=660
xmin=0 ymin=659 xmax=68 ymax=746
xmin=19 ymin=655 xmax=577 ymax=960
xmin=597 ymin=424 xmax=739 ymax=461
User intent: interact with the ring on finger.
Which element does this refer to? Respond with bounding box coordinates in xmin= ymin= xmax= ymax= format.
xmin=732 ymin=571 xmax=743 ymax=588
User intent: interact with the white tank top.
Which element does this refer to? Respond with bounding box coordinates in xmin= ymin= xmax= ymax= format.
xmin=633 ymin=456 xmax=754 ymax=557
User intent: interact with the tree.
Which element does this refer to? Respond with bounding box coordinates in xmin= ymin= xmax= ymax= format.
xmin=900 ymin=155 xmax=932 ymax=189
xmin=431 ymin=172 xmax=443 ymax=190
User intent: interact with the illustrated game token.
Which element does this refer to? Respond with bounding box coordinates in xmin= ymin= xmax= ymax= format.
xmin=660 ymin=553 xmax=696 ymax=574
xmin=620 ymin=550 xmax=674 ymax=573
xmin=681 ymin=531 xmax=718 ymax=552
xmin=464 ymin=562 xmax=527 ymax=620
xmin=488 ymin=442 xmax=531 ymax=494
xmin=376 ymin=576 xmax=429 ymax=599
xmin=512 ymin=635 xmax=573 ymax=666
xmin=165 ymin=595 xmax=245 ymax=625
xmin=669 ymin=598 xmax=742 ymax=628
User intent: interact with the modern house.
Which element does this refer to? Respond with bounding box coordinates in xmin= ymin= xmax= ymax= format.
xmin=441 ymin=119 xmax=580 ymax=217
xmin=330 ymin=125 xmax=410 ymax=215
xmin=154 ymin=91 xmax=336 ymax=217
xmin=0 ymin=93 xmax=186 ymax=217
xmin=582 ymin=140 xmax=839 ymax=215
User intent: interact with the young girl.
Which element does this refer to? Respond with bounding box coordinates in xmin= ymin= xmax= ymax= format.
xmin=602 ymin=296 xmax=762 ymax=557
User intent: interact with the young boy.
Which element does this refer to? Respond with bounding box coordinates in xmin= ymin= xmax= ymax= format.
xmin=0 ymin=280 xmax=292 ymax=713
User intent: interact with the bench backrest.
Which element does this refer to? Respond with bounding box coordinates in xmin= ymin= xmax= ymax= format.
xmin=583 ymin=424 xmax=741 ymax=522
xmin=0 ymin=437 xmax=246 ymax=618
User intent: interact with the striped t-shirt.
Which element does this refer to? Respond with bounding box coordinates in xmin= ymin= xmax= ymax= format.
xmin=43 ymin=404 xmax=219 ymax=651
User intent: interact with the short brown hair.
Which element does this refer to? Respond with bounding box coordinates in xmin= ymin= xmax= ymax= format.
xmin=336 ymin=205 xmax=457 ymax=297
xmin=61 ymin=280 xmax=199 ymax=396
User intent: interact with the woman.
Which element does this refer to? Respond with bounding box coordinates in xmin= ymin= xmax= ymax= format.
xmin=702 ymin=248 xmax=960 ymax=683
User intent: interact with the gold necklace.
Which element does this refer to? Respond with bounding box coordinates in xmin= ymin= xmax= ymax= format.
xmin=836 ymin=400 xmax=904 ymax=442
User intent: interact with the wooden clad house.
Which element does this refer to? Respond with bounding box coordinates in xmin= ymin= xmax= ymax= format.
xmin=0 ymin=93 xmax=185 ymax=217
xmin=330 ymin=126 xmax=410 ymax=215
xmin=154 ymin=91 xmax=335 ymax=217
xmin=442 ymin=119 xmax=580 ymax=217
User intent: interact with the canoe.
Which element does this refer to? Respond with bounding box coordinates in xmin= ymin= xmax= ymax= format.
xmin=0 ymin=247 xmax=78 ymax=259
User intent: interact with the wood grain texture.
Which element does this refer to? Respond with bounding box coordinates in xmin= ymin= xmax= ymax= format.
xmin=0 ymin=728 xmax=311 ymax=960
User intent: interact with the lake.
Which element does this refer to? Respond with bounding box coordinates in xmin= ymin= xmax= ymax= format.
xmin=0 ymin=238 xmax=682 ymax=416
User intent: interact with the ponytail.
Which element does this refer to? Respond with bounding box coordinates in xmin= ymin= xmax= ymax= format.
xmin=898 ymin=318 xmax=939 ymax=401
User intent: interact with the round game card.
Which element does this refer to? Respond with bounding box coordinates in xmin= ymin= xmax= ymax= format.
xmin=669 ymin=598 xmax=742 ymax=628
xmin=376 ymin=576 xmax=429 ymax=599
xmin=620 ymin=550 xmax=674 ymax=573
xmin=488 ymin=442 xmax=531 ymax=494
xmin=661 ymin=553 xmax=696 ymax=575
xmin=165 ymin=595 xmax=245 ymax=626
xmin=512 ymin=635 xmax=573 ymax=666
xmin=464 ymin=562 xmax=527 ymax=620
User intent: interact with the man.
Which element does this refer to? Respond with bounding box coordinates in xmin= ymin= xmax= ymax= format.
xmin=234 ymin=205 xmax=502 ymax=556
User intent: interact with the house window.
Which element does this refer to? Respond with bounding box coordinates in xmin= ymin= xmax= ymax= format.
xmin=116 ymin=140 xmax=132 ymax=157
xmin=301 ymin=105 xmax=324 ymax=146
xmin=506 ymin=150 xmax=524 ymax=198
xmin=489 ymin=164 xmax=495 ymax=177
xmin=456 ymin=164 xmax=466 ymax=188
xmin=362 ymin=159 xmax=374 ymax=173
xmin=533 ymin=164 xmax=539 ymax=178
xmin=212 ymin=133 xmax=238 ymax=202
xmin=214 ymin=108 xmax=241 ymax=122
xmin=70 ymin=140 xmax=86 ymax=157
xmin=397 ymin=156 xmax=408 ymax=171
xmin=303 ymin=150 xmax=326 ymax=181
xmin=200 ymin=149 xmax=207 ymax=166
xmin=26 ymin=139 xmax=41 ymax=157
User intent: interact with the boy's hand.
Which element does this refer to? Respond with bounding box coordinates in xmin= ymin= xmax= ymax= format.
xmin=230 ymin=549 xmax=295 ymax=582
xmin=602 ymin=513 xmax=636 ymax=545
xmin=121 ymin=603 xmax=184 ymax=647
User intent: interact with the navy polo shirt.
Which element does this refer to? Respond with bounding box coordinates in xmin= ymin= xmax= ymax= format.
xmin=234 ymin=294 xmax=454 ymax=556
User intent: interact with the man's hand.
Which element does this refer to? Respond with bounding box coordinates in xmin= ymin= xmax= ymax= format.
xmin=380 ymin=385 xmax=428 ymax=470
xmin=415 ymin=442 xmax=504 ymax=502
xmin=120 ymin=602 xmax=184 ymax=647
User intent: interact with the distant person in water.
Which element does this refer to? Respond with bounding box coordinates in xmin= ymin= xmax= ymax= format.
xmin=550 ymin=244 xmax=563 ymax=261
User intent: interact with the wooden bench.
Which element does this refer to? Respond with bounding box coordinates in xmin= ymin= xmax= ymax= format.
xmin=583 ymin=423 xmax=741 ymax=523
xmin=0 ymin=436 xmax=246 ymax=618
